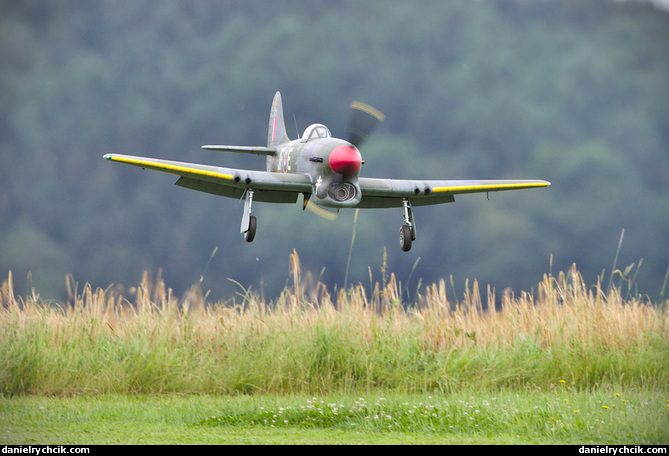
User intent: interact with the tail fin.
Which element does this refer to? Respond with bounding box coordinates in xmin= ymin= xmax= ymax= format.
xmin=268 ymin=91 xmax=289 ymax=148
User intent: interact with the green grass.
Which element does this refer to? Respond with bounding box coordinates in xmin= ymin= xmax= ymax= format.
xmin=1 ymin=391 xmax=667 ymax=444
xmin=0 ymin=251 xmax=667 ymax=444
xmin=1 ymin=254 xmax=667 ymax=396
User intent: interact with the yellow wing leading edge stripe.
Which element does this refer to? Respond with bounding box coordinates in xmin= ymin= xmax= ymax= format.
xmin=104 ymin=154 xmax=234 ymax=181
xmin=432 ymin=182 xmax=550 ymax=193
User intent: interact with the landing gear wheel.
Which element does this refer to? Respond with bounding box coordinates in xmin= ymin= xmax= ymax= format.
xmin=399 ymin=224 xmax=412 ymax=252
xmin=244 ymin=215 xmax=257 ymax=242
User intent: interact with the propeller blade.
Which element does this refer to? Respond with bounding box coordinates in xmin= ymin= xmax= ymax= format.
xmin=348 ymin=101 xmax=385 ymax=148
xmin=305 ymin=200 xmax=339 ymax=220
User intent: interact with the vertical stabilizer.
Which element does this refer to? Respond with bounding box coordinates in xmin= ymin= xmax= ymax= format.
xmin=268 ymin=91 xmax=289 ymax=148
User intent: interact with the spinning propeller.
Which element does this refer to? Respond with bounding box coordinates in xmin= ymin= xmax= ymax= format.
xmin=348 ymin=101 xmax=386 ymax=148
xmin=306 ymin=100 xmax=385 ymax=220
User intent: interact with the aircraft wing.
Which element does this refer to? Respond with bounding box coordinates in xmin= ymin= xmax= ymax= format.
xmin=357 ymin=177 xmax=550 ymax=208
xmin=103 ymin=154 xmax=312 ymax=203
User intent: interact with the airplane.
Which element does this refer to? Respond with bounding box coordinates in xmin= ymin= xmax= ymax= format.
xmin=104 ymin=92 xmax=550 ymax=252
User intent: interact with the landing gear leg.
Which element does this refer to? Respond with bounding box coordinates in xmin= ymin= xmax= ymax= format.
xmin=241 ymin=189 xmax=257 ymax=242
xmin=399 ymin=198 xmax=416 ymax=252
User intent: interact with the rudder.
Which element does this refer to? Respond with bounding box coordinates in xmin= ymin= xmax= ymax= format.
xmin=268 ymin=91 xmax=289 ymax=148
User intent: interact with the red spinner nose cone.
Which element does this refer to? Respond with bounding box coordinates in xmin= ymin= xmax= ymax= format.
xmin=329 ymin=145 xmax=362 ymax=176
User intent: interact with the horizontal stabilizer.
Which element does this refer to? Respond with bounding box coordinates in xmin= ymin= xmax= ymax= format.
xmin=201 ymin=145 xmax=277 ymax=156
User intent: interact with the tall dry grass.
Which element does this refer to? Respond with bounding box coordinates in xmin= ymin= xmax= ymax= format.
xmin=1 ymin=251 xmax=667 ymax=396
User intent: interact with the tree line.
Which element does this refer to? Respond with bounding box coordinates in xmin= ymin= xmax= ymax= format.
xmin=1 ymin=0 xmax=668 ymax=301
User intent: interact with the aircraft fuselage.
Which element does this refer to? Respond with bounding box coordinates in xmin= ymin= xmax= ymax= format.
xmin=267 ymin=130 xmax=363 ymax=208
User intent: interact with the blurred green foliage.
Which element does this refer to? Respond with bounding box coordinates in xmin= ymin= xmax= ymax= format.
xmin=1 ymin=0 xmax=668 ymax=301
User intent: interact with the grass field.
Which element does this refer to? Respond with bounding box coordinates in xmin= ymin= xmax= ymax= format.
xmin=1 ymin=391 xmax=667 ymax=444
xmin=1 ymin=252 xmax=667 ymax=444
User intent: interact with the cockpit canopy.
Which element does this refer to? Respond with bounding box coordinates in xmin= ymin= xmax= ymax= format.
xmin=301 ymin=124 xmax=332 ymax=142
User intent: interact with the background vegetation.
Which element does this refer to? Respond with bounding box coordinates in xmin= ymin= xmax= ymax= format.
xmin=1 ymin=0 xmax=668 ymax=301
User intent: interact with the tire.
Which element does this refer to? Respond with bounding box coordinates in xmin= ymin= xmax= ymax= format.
xmin=399 ymin=224 xmax=412 ymax=252
xmin=244 ymin=215 xmax=257 ymax=242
